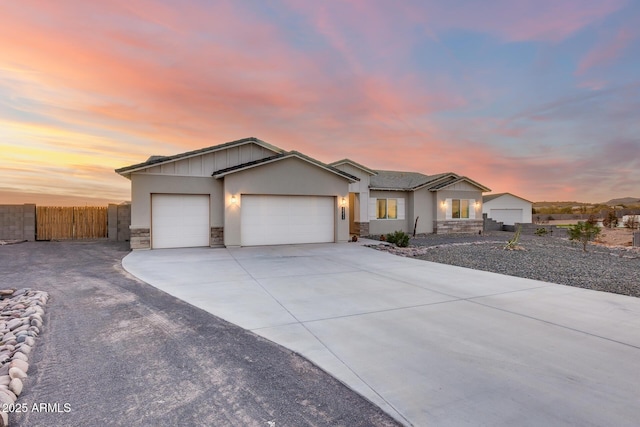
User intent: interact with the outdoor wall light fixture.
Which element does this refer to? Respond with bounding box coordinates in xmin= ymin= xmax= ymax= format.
xmin=341 ymin=197 xmax=346 ymax=220
xmin=474 ymin=201 xmax=480 ymax=209
xmin=231 ymin=195 xmax=237 ymax=204
xmin=441 ymin=201 xmax=447 ymax=209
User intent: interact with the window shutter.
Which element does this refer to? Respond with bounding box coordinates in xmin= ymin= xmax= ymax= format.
xmin=469 ymin=199 xmax=475 ymax=219
xmin=397 ymin=198 xmax=405 ymax=220
xmin=445 ymin=198 xmax=452 ymax=220
xmin=368 ymin=198 xmax=377 ymax=220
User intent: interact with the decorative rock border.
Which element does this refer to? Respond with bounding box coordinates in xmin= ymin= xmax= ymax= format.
xmin=366 ymin=241 xmax=505 ymax=257
xmin=0 ymin=289 xmax=48 ymax=427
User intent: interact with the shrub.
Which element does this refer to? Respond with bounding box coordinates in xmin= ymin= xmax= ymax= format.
xmin=504 ymin=225 xmax=522 ymax=250
xmin=568 ymin=221 xmax=601 ymax=252
xmin=385 ymin=230 xmax=410 ymax=248
xmin=602 ymin=209 xmax=618 ymax=228
xmin=535 ymin=228 xmax=548 ymax=236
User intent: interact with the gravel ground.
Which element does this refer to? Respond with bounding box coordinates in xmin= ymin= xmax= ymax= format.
xmin=382 ymin=231 xmax=640 ymax=298
xmin=0 ymin=241 xmax=399 ymax=427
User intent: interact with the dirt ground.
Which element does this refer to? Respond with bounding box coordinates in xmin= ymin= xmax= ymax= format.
xmin=543 ymin=223 xmax=635 ymax=246
xmin=595 ymin=228 xmax=636 ymax=246
xmin=0 ymin=241 xmax=399 ymax=427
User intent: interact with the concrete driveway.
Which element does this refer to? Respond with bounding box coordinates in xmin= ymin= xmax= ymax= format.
xmin=123 ymin=241 xmax=640 ymax=426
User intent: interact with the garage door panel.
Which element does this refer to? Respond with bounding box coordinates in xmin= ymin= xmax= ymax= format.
xmin=152 ymin=195 xmax=210 ymax=249
xmin=241 ymin=195 xmax=334 ymax=246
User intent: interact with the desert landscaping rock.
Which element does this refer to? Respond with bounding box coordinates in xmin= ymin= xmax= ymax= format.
xmin=371 ymin=231 xmax=640 ymax=298
xmin=0 ymin=288 xmax=48 ymax=424
xmin=9 ymin=378 xmax=22 ymax=396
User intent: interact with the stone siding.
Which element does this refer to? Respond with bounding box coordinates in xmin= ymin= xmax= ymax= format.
xmin=434 ymin=220 xmax=483 ymax=234
xmin=354 ymin=221 xmax=369 ymax=237
xmin=130 ymin=228 xmax=150 ymax=249
xmin=211 ymin=227 xmax=224 ymax=246
xmin=0 ymin=204 xmax=36 ymax=241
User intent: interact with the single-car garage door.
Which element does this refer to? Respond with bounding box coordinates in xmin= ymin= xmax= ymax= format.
xmin=151 ymin=194 xmax=210 ymax=249
xmin=241 ymin=195 xmax=334 ymax=246
xmin=489 ymin=209 xmax=523 ymax=226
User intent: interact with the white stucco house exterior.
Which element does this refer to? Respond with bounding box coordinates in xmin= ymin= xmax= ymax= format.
xmin=482 ymin=193 xmax=533 ymax=226
xmin=116 ymin=137 xmax=491 ymax=249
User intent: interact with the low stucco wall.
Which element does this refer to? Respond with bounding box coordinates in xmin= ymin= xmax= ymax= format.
xmin=0 ymin=204 xmax=36 ymax=241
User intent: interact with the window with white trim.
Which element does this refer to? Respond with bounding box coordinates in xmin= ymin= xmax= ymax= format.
xmin=452 ymin=199 xmax=469 ymax=219
xmin=375 ymin=198 xmax=403 ymax=219
xmin=445 ymin=198 xmax=476 ymax=220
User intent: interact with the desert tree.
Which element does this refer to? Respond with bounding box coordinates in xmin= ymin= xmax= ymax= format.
xmin=568 ymin=221 xmax=601 ymax=252
xmin=602 ymin=209 xmax=618 ymax=228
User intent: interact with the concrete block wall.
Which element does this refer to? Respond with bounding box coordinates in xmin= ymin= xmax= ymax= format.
xmin=108 ymin=204 xmax=131 ymax=242
xmin=504 ymin=223 xmax=568 ymax=238
xmin=483 ymin=214 xmax=503 ymax=232
xmin=0 ymin=204 xmax=36 ymax=241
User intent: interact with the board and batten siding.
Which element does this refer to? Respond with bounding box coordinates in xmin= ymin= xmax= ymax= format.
xmin=139 ymin=143 xmax=278 ymax=177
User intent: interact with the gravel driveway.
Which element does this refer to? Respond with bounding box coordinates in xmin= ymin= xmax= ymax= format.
xmin=0 ymin=241 xmax=398 ymax=427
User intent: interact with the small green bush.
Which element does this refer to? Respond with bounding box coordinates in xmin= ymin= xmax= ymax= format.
xmin=535 ymin=228 xmax=548 ymax=236
xmin=385 ymin=230 xmax=410 ymax=247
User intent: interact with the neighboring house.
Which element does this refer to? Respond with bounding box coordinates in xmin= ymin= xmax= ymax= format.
xmin=116 ymin=137 xmax=491 ymax=249
xmin=482 ymin=193 xmax=533 ymax=226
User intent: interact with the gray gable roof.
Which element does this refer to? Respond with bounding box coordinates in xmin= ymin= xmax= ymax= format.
xmin=370 ymin=170 xmax=490 ymax=192
xmin=370 ymin=171 xmax=454 ymax=191
xmin=328 ymin=159 xmax=377 ymax=175
xmin=212 ymin=151 xmax=359 ymax=182
xmin=115 ymin=137 xmax=284 ymax=176
xmin=483 ymin=192 xmax=532 ymax=203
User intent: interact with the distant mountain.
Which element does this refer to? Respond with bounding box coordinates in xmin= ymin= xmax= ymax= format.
xmin=533 ymin=197 xmax=640 ymax=209
xmin=603 ymin=197 xmax=640 ymax=206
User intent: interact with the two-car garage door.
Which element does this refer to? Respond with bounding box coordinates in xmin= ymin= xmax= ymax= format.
xmin=151 ymin=194 xmax=210 ymax=249
xmin=241 ymin=195 xmax=334 ymax=246
xmin=151 ymin=194 xmax=335 ymax=248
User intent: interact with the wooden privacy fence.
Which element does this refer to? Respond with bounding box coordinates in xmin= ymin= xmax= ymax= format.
xmin=36 ymin=206 xmax=108 ymax=240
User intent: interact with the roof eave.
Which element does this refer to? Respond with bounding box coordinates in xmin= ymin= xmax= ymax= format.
xmin=115 ymin=137 xmax=284 ymax=176
xmin=213 ymin=153 xmax=359 ymax=183
xmin=329 ymin=159 xmax=378 ymax=176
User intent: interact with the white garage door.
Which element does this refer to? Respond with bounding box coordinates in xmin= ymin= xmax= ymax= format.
xmin=489 ymin=209 xmax=523 ymax=226
xmin=241 ymin=195 xmax=334 ymax=246
xmin=151 ymin=194 xmax=210 ymax=249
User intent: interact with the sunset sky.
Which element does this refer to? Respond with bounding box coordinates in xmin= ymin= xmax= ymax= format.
xmin=2 ymin=0 xmax=639 ymax=205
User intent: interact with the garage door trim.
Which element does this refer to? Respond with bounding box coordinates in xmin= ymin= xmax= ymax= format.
xmin=240 ymin=195 xmax=335 ymax=246
xmin=151 ymin=194 xmax=211 ymax=249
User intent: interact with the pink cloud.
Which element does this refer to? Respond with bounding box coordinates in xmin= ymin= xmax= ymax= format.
xmin=577 ymin=28 xmax=636 ymax=75
xmin=1 ymin=0 xmax=636 ymax=205
xmin=404 ymin=0 xmax=626 ymax=42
